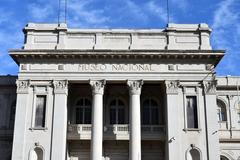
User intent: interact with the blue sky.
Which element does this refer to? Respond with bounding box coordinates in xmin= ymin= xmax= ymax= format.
xmin=0 ymin=0 xmax=239 ymax=75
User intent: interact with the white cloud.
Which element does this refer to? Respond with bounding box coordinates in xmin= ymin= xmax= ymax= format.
xmin=67 ymin=0 xmax=109 ymax=28
xmin=145 ymin=1 xmax=175 ymax=23
xmin=123 ymin=0 xmax=148 ymax=22
xmin=211 ymin=0 xmax=240 ymax=49
xmin=211 ymin=0 xmax=240 ymax=75
xmin=27 ymin=3 xmax=54 ymax=21
xmin=212 ymin=0 xmax=239 ymax=30
xmin=0 ymin=9 xmax=13 ymax=25
xmin=170 ymin=0 xmax=188 ymax=11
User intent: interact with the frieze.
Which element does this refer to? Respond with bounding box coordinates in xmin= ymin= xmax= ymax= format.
xmin=127 ymin=80 xmax=143 ymax=95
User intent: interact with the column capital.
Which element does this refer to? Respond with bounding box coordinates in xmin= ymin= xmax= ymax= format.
xmin=16 ymin=80 xmax=30 ymax=94
xmin=89 ymin=80 xmax=106 ymax=95
xmin=53 ymin=80 xmax=68 ymax=94
xmin=127 ymin=80 xmax=143 ymax=95
xmin=165 ymin=80 xmax=179 ymax=94
xmin=202 ymin=80 xmax=217 ymax=95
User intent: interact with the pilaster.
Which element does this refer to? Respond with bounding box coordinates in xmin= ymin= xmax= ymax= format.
xmin=165 ymin=80 xmax=180 ymax=160
xmin=12 ymin=80 xmax=31 ymax=160
xmin=202 ymin=80 xmax=220 ymax=160
xmin=51 ymin=80 xmax=68 ymax=160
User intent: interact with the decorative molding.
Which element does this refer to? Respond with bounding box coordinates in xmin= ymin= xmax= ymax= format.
xmin=16 ymin=80 xmax=30 ymax=94
xmin=53 ymin=80 xmax=68 ymax=94
xmin=203 ymin=80 xmax=217 ymax=95
xmin=227 ymin=95 xmax=234 ymax=100
xmin=89 ymin=80 xmax=106 ymax=95
xmin=127 ymin=80 xmax=143 ymax=95
xmin=165 ymin=80 xmax=179 ymax=94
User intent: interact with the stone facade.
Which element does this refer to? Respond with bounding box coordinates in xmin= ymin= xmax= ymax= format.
xmin=0 ymin=23 xmax=239 ymax=160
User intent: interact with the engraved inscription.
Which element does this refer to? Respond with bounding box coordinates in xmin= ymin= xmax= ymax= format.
xmin=78 ymin=64 xmax=155 ymax=72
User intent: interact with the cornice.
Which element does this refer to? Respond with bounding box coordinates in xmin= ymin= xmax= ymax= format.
xmin=9 ymin=49 xmax=224 ymax=65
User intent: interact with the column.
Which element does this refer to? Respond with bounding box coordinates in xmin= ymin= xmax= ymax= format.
xmin=127 ymin=80 xmax=143 ymax=160
xmin=165 ymin=80 xmax=180 ymax=160
xmin=12 ymin=80 xmax=30 ymax=160
xmin=51 ymin=80 xmax=68 ymax=160
xmin=90 ymin=80 xmax=106 ymax=160
xmin=203 ymin=80 xmax=220 ymax=160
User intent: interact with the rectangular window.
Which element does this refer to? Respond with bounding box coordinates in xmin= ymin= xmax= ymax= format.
xmin=35 ymin=95 xmax=46 ymax=128
xmin=186 ymin=96 xmax=198 ymax=128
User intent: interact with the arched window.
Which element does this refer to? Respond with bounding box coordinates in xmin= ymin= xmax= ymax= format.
xmin=217 ymin=100 xmax=227 ymax=122
xmin=75 ymin=98 xmax=92 ymax=124
xmin=29 ymin=147 xmax=43 ymax=160
xmin=110 ymin=99 xmax=125 ymax=124
xmin=220 ymin=155 xmax=229 ymax=160
xmin=142 ymin=99 xmax=159 ymax=125
xmin=187 ymin=148 xmax=201 ymax=160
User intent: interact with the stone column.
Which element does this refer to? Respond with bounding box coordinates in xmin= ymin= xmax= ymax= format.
xmin=90 ymin=80 xmax=106 ymax=160
xmin=127 ymin=80 xmax=143 ymax=160
xmin=203 ymin=80 xmax=220 ymax=160
xmin=51 ymin=80 xmax=68 ymax=160
xmin=165 ymin=80 xmax=180 ymax=160
xmin=12 ymin=80 xmax=30 ymax=160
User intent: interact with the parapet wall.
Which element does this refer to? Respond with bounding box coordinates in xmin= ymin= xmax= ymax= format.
xmin=23 ymin=23 xmax=212 ymax=50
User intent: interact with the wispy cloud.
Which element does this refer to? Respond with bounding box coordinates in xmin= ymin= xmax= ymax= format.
xmin=211 ymin=0 xmax=240 ymax=75
xmin=170 ymin=0 xmax=188 ymax=11
xmin=123 ymin=0 xmax=148 ymax=22
xmin=211 ymin=0 xmax=240 ymax=49
xmin=145 ymin=1 xmax=168 ymax=23
xmin=0 ymin=9 xmax=12 ymax=25
xmin=27 ymin=3 xmax=54 ymax=21
xmin=67 ymin=0 xmax=109 ymax=28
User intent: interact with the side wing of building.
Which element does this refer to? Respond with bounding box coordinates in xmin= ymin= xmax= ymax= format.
xmin=0 ymin=76 xmax=17 ymax=160
xmin=216 ymin=77 xmax=240 ymax=160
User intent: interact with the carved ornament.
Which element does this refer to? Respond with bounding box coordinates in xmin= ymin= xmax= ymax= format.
xmin=127 ymin=80 xmax=143 ymax=95
xmin=165 ymin=80 xmax=179 ymax=94
xmin=89 ymin=80 xmax=106 ymax=95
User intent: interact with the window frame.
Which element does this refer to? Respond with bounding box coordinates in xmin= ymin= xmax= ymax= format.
xmin=183 ymin=86 xmax=201 ymax=131
xmin=217 ymin=100 xmax=227 ymax=122
xmin=74 ymin=97 xmax=92 ymax=124
xmin=109 ymin=98 xmax=126 ymax=125
xmin=30 ymin=86 xmax=49 ymax=131
xmin=141 ymin=98 xmax=161 ymax=125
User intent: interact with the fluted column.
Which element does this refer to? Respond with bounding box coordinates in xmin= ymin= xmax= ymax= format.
xmin=90 ymin=80 xmax=106 ymax=160
xmin=127 ymin=80 xmax=143 ymax=160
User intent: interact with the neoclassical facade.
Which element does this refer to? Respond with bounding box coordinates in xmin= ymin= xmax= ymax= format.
xmin=0 ymin=23 xmax=239 ymax=160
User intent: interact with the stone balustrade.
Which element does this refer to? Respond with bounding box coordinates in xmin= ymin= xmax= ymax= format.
xmin=67 ymin=124 xmax=165 ymax=140
xmin=23 ymin=23 xmax=212 ymax=50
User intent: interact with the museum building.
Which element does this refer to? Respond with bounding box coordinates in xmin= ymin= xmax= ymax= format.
xmin=0 ymin=23 xmax=239 ymax=160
